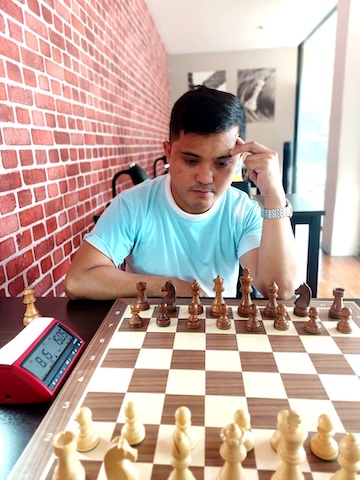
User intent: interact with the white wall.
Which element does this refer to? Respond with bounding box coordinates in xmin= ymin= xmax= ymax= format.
xmin=168 ymin=47 xmax=298 ymax=165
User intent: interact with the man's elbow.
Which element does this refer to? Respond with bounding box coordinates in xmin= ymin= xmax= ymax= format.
xmin=63 ymin=273 xmax=82 ymax=300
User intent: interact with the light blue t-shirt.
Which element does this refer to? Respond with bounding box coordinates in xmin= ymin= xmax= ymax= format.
xmin=85 ymin=175 xmax=262 ymax=297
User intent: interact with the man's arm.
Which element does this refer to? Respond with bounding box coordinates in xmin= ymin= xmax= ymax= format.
xmin=232 ymin=139 xmax=300 ymax=299
xmin=64 ymin=241 xmax=198 ymax=300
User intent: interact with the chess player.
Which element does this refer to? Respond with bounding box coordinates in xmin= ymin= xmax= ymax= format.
xmin=65 ymin=86 xmax=299 ymax=300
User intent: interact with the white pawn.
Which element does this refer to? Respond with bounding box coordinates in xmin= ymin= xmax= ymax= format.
xmin=175 ymin=406 xmax=196 ymax=450
xmin=168 ymin=429 xmax=196 ymax=480
xmin=330 ymin=433 xmax=360 ymax=480
xmin=310 ymin=413 xmax=338 ymax=461
xmin=216 ymin=423 xmax=247 ymax=480
xmin=234 ymin=409 xmax=254 ymax=452
xmin=271 ymin=410 xmax=307 ymax=480
xmin=75 ymin=406 xmax=99 ymax=452
xmin=121 ymin=401 xmax=146 ymax=446
xmin=52 ymin=430 xmax=85 ymax=480
xmin=104 ymin=436 xmax=139 ymax=480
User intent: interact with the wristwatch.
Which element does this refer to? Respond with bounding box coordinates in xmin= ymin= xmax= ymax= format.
xmin=261 ymin=198 xmax=293 ymax=219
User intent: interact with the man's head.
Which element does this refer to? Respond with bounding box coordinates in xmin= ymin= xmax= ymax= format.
xmin=169 ymin=86 xmax=246 ymax=142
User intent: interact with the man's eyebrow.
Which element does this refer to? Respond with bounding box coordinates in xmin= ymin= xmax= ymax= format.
xmin=180 ymin=150 xmax=232 ymax=160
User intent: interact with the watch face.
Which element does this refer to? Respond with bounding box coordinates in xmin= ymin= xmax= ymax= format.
xmin=21 ymin=324 xmax=74 ymax=382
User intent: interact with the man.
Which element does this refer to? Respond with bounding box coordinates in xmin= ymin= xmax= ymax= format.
xmin=64 ymin=86 xmax=299 ymax=300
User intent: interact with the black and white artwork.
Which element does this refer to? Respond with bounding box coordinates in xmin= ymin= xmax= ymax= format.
xmin=188 ymin=70 xmax=226 ymax=91
xmin=237 ymin=68 xmax=276 ymax=122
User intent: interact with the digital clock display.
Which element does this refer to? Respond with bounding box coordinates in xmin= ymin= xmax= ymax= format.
xmin=20 ymin=323 xmax=82 ymax=390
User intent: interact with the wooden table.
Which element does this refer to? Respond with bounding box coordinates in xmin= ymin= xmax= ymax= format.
xmin=0 ymin=297 xmax=113 ymax=480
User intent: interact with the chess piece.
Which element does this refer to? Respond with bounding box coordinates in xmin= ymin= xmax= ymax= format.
xmin=337 ymin=307 xmax=353 ymax=334
xmin=175 ymin=406 xmax=196 ymax=450
xmin=330 ymin=433 xmax=360 ymax=479
xmin=121 ymin=401 xmax=146 ymax=446
xmin=234 ymin=409 xmax=254 ymax=452
xmin=271 ymin=409 xmax=288 ymax=452
xmin=263 ymin=281 xmax=279 ymax=318
xmin=329 ymin=287 xmax=345 ymax=319
xmin=293 ymin=283 xmax=312 ymax=317
xmin=191 ymin=279 xmax=203 ymax=314
xmin=310 ymin=413 xmax=338 ymax=461
xmin=211 ymin=275 xmax=225 ymax=317
xmin=162 ymin=280 xmax=177 ymax=313
xmin=237 ymin=268 xmax=253 ymax=317
xmin=168 ymin=429 xmax=196 ymax=480
xmin=104 ymin=436 xmax=139 ymax=480
xmin=304 ymin=306 xmax=322 ymax=334
xmin=216 ymin=422 xmax=247 ymax=480
xmin=128 ymin=302 xmax=143 ymax=328
xmin=157 ymin=302 xmax=171 ymax=327
xmin=246 ymin=303 xmax=262 ymax=332
xmin=22 ymin=287 xmax=42 ymax=326
xmin=75 ymin=406 xmax=99 ymax=452
xmin=271 ymin=410 xmax=308 ymax=480
xmin=216 ymin=302 xmax=231 ymax=330
xmin=274 ymin=304 xmax=289 ymax=331
xmin=52 ymin=430 xmax=85 ymax=480
xmin=135 ymin=281 xmax=150 ymax=311
xmin=187 ymin=301 xmax=201 ymax=329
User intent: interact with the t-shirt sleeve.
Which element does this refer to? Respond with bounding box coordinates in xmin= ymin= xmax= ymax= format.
xmin=236 ymin=199 xmax=263 ymax=259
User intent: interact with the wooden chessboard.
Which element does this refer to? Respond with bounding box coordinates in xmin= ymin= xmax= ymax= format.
xmin=8 ymin=298 xmax=360 ymax=480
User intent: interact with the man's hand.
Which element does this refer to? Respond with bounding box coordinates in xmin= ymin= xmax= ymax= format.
xmin=229 ymin=138 xmax=286 ymax=208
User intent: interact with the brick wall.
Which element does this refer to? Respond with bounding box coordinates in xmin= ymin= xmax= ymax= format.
xmin=0 ymin=0 xmax=170 ymax=297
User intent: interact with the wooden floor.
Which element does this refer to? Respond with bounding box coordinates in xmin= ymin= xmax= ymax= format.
xmin=317 ymin=251 xmax=360 ymax=298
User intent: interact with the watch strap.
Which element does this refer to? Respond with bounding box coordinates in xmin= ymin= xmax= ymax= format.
xmin=261 ymin=198 xmax=293 ymax=219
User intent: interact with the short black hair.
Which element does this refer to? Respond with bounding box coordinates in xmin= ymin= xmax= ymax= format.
xmin=170 ymin=85 xmax=246 ymax=141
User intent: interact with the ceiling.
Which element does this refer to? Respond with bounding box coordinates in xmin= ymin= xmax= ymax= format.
xmin=144 ymin=0 xmax=337 ymax=55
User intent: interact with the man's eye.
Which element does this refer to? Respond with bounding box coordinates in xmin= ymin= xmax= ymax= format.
xmin=185 ymin=158 xmax=199 ymax=165
xmin=216 ymin=160 xmax=231 ymax=168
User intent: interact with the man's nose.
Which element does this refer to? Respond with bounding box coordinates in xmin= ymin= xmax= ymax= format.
xmin=195 ymin=167 xmax=213 ymax=184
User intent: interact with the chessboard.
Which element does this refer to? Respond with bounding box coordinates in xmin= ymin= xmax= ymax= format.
xmin=8 ymin=296 xmax=360 ymax=480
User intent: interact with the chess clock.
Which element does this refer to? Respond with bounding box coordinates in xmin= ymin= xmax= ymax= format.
xmin=0 ymin=317 xmax=85 ymax=404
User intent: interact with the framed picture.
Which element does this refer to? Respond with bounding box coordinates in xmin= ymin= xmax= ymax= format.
xmin=237 ymin=68 xmax=276 ymax=122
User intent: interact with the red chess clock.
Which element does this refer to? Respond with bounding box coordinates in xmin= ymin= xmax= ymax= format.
xmin=0 ymin=317 xmax=85 ymax=404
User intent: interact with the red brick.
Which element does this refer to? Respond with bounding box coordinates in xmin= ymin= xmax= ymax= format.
xmin=1 ymin=0 xmax=23 ymax=23
xmin=31 ymin=129 xmax=53 ymax=144
xmin=0 ymin=213 xmax=19 ymax=237
xmin=6 ymin=61 xmax=22 ymax=82
xmin=21 ymin=46 xmax=45 ymax=71
xmin=0 ymin=104 xmax=14 ymax=122
xmin=46 ymin=216 xmax=57 ymax=234
xmin=25 ymin=11 xmax=48 ymax=39
xmin=8 ymin=85 xmax=33 ymax=105
xmin=35 ymin=92 xmax=55 ymax=110
xmin=0 ymin=35 xmax=20 ymax=61
xmin=47 ymin=183 xmax=58 ymax=197
xmin=8 ymin=275 xmax=25 ymax=296
xmin=19 ymin=149 xmax=34 ymax=166
xmin=34 ymin=236 xmax=54 ymax=260
xmin=40 ymin=38 xmax=51 ymax=57
xmin=19 ymin=204 xmax=44 ymax=226
xmin=53 ymin=258 xmax=70 ymax=281
xmin=28 ymin=0 xmax=40 ymax=16
xmin=0 ymin=171 xmax=22 ymax=191
xmin=45 ymin=112 xmax=56 ymax=127
xmin=34 ymin=150 xmax=47 ymax=165
xmin=38 ymin=74 xmax=50 ymax=91
xmin=35 ymin=273 xmax=52 ymax=296
xmin=33 ymin=222 xmax=46 ymax=240
xmin=26 ymin=264 xmax=40 ymax=287
xmin=0 ymin=266 xmax=5 ymax=286
xmin=45 ymin=59 xmax=64 ymax=79
xmin=6 ymin=249 xmax=34 ymax=278
xmin=16 ymin=107 xmax=31 ymax=124
xmin=41 ymin=5 xmax=52 ymax=24
xmin=48 ymin=165 xmax=65 ymax=180
xmin=34 ymin=185 xmax=46 ymax=201
xmin=17 ymin=189 xmax=32 ymax=207
xmin=23 ymin=167 xmax=46 ymax=185
xmin=0 ymin=192 xmax=16 ymax=214
xmin=54 ymin=131 xmax=70 ymax=144
xmin=40 ymin=255 xmax=52 ymax=274
xmin=1 ymin=150 xmax=17 ymax=168
xmin=0 ymin=237 xmax=16 ymax=261
xmin=32 ymin=110 xmax=45 ymax=126
xmin=55 ymin=225 xmax=71 ymax=246
xmin=16 ymin=229 xmax=32 ymax=250
xmin=3 ymin=127 xmax=31 ymax=145
xmin=44 ymin=197 xmax=63 ymax=216
xmin=23 ymin=67 xmax=37 ymax=87
xmin=25 ymin=30 xmax=38 ymax=51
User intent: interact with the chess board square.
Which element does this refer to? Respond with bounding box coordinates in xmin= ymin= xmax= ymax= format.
xmin=309 ymin=353 xmax=356 ymax=375
xmin=236 ymin=333 xmax=273 ymax=352
xmin=300 ymin=335 xmax=342 ymax=354
xmin=87 ymin=367 xmax=133 ymax=392
xmin=176 ymin=318 xmax=205 ymax=332
xmin=323 ymin=321 xmax=360 ymax=338
xmin=344 ymin=353 xmax=360 ymax=375
xmin=293 ymin=321 xmax=330 ymax=337
xmin=320 ymin=373 xmax=360 ymax=401
xmin=235 ymin=319 xmax=266 ymax=334
xmin=101 ymin=348 xmax=140 ymax=368
xmin=263 ymin=320 xmax=298 ymax=336
xmin=268 ymin=334 xmax=306 ymax=352
xmin=206 ymin=332 xmax=238 ymax=350
xmin=117 ymin=392 xmax=165 ymax=424
xmin=273 ymin=352 xmax=317 ymax=374
xmin=166 ymin=369 xmax=206 ymax=395
xmin=120 ymin=317 xmax=151 ymax=332
xmin=281 ymin=373 xmax=329 ymax=399
xmin=332 ymin=400 xmax=360 ymax=432
xmin=147 ymin=317 xmax=178 ymax=333
xmin=204 ymin=426 xmax=223 ymax=467
xmin=206 ymin=349 xmax=242 ymax=372
xmin=205 ymin=317 xmax=236 ymax=334
xmin=205 ymin=395 xmax=247 ymax=427
xmin=178 ymin=304 xmax=206 ymax=319
xmin=240 ymin=352 xmax=278 ymax=372
xmin=251 ymin=428 xmax=285 ymax=471
xmin=109 ymin=330 xmax=146 ymax=349
xmin=246 ymin=397 xmax=290 ymax=429
xmin=128 ymin=368 xmax=169 ymax=393
xmin=171 ymin=349 xmax=205 ymax=369
xmin=131 ymin=423 xmax=159 ymax=463
xmin=161 ymin=394 xmax=205 ymax=425
xmin=80 ymin=392 xmax=124 ymax=422
xmin=334 ymin=336 xmax=360 ymax=354
xmin=206 ymin=370 xmax=244 ymax=396
xmin=288 ymin=398 xmax=345 ymax=433
xmin=242 ymin=372 xmax=287 ymax=399
xmin=135 ymin=348 xmax=173 ymax=369
xmin=142 ymin=331 xmax=175 ymax=349
xmin=173 ymin=331 xmax=206 ymax=350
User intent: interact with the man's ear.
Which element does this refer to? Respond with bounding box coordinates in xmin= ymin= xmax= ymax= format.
xmin=163 ymin=141 xmax=171 ymax=158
